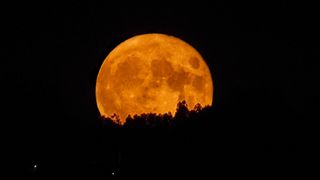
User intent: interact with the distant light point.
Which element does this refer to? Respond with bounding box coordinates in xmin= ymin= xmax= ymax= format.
xmin=34 ymin=164 xmax=37 ymax=168
xmin=112 ymin=172 xmax=115 ymax=176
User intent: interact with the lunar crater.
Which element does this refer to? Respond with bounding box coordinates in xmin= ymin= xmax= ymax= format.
xmin=167 ymin=69 xmax=190 ymax=92
xmin=151 ymin=58 xmax=174 ymax=78
xmin=189 ymin=57 xmax=200 ymax=69
xmin=192 ymin=75 xmax=205 ymax=91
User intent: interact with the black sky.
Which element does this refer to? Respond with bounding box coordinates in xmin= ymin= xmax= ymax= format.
xmin=3 ymin=1 xmax=319 ymax=178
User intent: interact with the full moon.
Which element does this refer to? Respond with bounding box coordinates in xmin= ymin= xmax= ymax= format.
xmin=96 ymin=33 xmax=213 ymax=123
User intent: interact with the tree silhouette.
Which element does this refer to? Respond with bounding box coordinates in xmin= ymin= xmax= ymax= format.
xmin=99 ymin=100 xmax=210 ymax=129
xmin=174 ymin=100 xmax=190 ymax=121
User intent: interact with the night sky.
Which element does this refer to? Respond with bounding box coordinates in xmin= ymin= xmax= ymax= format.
xmin=3 ymin=1 xmax=318 ymax=179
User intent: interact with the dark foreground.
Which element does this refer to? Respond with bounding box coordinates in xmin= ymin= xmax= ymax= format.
xmin=15 ymin=101 xmax=304 ymax=179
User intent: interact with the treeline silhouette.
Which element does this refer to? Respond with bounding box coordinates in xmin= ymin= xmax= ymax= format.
xmin=99 ymin=100 xmax=212 ymax=129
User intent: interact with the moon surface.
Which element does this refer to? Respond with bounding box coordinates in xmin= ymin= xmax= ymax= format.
xmin=96 ymin=33 xmax=213 ymax=123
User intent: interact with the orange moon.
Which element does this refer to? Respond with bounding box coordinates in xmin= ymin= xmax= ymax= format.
xmin=96 ymin=33 xmax=214 ymax=123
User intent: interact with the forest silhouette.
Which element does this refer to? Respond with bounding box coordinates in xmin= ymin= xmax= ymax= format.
xmin=99 ymin=100 xmax=211 ymax=129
